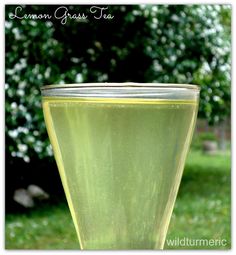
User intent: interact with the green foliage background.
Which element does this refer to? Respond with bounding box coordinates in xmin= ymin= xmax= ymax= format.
xmin=5 ymin=5 xmax=231 ymax=164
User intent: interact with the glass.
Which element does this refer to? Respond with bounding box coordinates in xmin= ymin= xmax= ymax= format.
xmin=41 ymin=83 xmax=200 ymax=250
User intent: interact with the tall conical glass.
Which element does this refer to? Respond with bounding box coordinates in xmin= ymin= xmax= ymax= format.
xmin=41 ymin=83 xmax=199 ymax=250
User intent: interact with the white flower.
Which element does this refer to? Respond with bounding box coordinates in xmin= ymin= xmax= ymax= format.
xmin=18 ymin=144 xmax=28 ymax=153
xmin=75 ymin=73 xmax=83 ymax=83
xmin=9 ymin=130 xmax=18 ymax=138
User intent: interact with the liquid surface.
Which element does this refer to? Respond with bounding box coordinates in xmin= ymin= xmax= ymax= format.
xmin=42 ymin=97 xmax=198 ymax=249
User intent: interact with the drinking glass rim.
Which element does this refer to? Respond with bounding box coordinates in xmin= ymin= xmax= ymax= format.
xmin=41 ymin=82 xmax=200 ymax=91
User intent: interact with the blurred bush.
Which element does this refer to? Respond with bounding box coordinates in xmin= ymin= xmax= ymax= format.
xmin=5 ymin=5 xmax=231 ymax=207
xmin=191 ymin=132 xmax=218 ymax=151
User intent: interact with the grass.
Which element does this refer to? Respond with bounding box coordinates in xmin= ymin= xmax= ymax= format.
xmin=5 ymin=150 xmax=231 ymax=250
xmin=165 ymin=150 xmax=231 ymax=249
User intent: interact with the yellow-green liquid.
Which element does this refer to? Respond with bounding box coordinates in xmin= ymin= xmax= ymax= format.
xmin=42 ymin=97 xmax=198 ymax=249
